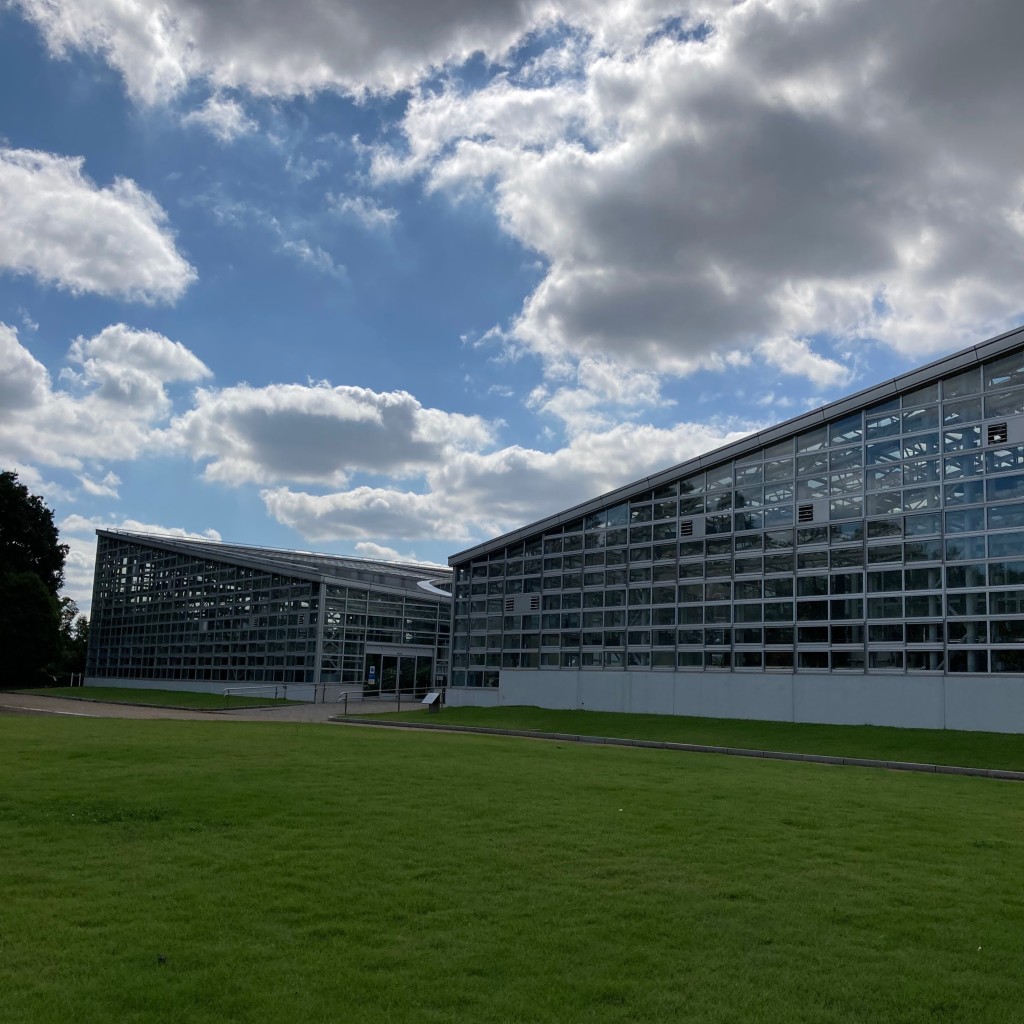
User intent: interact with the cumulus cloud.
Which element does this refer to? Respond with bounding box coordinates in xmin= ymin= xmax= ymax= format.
xmin=0 ymin=148 xmax=196 ymax=303
xmin=261 ymin=417 xmax=751 ymax=543
xmin=756 ymin=336 xmax=851 ymax=389
xmin=2 ymin=321 xmax=757 ymax=562
xmin=181 ymin=95 xmax=257 ymax=141
xmin=13 ymin=0 xmax=562 ymax=101
xmin=18 ymin=0 xmax=1024 ymax=384
xmin=263 ymin=485 xmax=452 ymax=542
xmin=374 ymin=0 xmax=1024 ymax=381
xmin=354 ymin=540 xmax=445 ymax=567
xmin=169 ymin=381 xmax=496 ymax=485
xmin=0 ymin=322 xmax=210 ymax=471
xmin=528 ymin=357 xmax=673 ymax=434
xmin=78 ymin=471 xmax=122 ymax=499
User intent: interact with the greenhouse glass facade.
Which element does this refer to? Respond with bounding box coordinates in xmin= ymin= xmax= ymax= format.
xmin=87 ymin=532 xmax=450 ymax=697
xmin=447 ymin=326 xmax=1024 ymax=731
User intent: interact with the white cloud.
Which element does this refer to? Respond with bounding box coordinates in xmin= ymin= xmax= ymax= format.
xmin=285 ymin=154 xmax=329 ymax=182
xmin=20 ymin=0 xmax=1024 ymax=385
xmin=528 ymin=357 xmax=673 ymax=434
xmin=261 ymin=417 xmax=751 ymax=543
xmin=169 ymin=381 xmax=497 ymax=485
xmin=181 ymin=95 xmax=257 ymax=141
xmin=262 ymin=485 xmax=453 ymax=542
xmin=13 ymin=0 xmax=547 ymax=101
xmin=5 ymin=462 xmax=75 ymax=503
xmin=279 ymin=239 xmax=348 ymax=281
xmin=756 ymin=336 xmax=850 ymax=389
xmin=3 ymin=322 xmax=759 ymax=569
xmin=354 ymin=541 xmax=445 ymax=567
xmin=0 ymin=322 xmax=210 ymax=471
xmin=187 ymin=188 xmax=350 ymax=281
xmin=15 ymin=0 xmax=1024 ymax=383
xmin=0 ymin=322 xmax=52 ymax=413
xmin=66 ymin=323 xmax=212 ymax=387
xmin=328 ymin=193 xmax=398 ymax=230
xmin=78 ymin=471 xmax=122 ymax=499
xmin=0 ymin=148 xmax=196 ymax=303
xmin=373 ymin=0 xmax=1024 ymax=384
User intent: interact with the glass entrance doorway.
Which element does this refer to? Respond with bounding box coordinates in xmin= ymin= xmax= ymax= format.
xmin=363 ymin=650 xmax=434 ymax=697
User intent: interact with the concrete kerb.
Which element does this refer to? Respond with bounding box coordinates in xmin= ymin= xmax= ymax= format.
xmin=327 ymin=716 xmax=1024 ymax=781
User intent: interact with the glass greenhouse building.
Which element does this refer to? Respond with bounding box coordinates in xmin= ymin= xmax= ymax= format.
xmin=86 ymin=531 xmax=451 ymax=700
xmin=446 ymin=325 xmax=1024 ymax=732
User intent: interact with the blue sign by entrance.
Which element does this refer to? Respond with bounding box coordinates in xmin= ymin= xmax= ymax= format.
xmin=368 ymin=665 xmax=377 ymax=681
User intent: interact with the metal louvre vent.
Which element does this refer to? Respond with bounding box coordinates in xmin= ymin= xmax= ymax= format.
xmin=504 ymin=597 xmax=514 ymax=612
xmin=988 ymin=422 xmax=1009 ymax=445
xmin=797 ymin=504 xmax=815 ymax=523
xmin=680 ymin=520 xmax=693 ymax=536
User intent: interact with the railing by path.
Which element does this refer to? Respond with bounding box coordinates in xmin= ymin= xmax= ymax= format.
xmin=334 ymin=688 xmax=444 ymax=715
xmin=221 ymin=683 xmax=310 ymax=705
xmin=221 ymin=684 xmax=443 ymax=709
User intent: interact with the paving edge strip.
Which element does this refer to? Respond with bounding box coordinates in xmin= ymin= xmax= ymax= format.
xmin=327 ymin=717 xmax=1024 ymax=781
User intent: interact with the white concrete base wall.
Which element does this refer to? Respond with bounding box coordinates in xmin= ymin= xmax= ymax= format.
xmin=447 ymin=670 xmax=1024 ymax=733
xmin=444 ymin=687 xmax=501 ymax=708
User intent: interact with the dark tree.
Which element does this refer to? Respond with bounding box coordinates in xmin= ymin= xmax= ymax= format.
xmin=0 ymin=470 xmax=68 ymax=595
xmin=69 ymin=615 xmax=90 ymax=673
xmin=0 ymin=572 xmax=62 ymax=681
xmin=0 ymin=471 xmax=69 ymax=682
xmin=56 ymin=597 xmax=90 ymax=674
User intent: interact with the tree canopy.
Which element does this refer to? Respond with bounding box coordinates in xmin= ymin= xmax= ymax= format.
xmin=0 ymin=470 xmax=68 ymax=596
xmin=0 ymin=571 xmax=62 ymax=679
xmin=0 ymin=470 xmax=70 ymax=680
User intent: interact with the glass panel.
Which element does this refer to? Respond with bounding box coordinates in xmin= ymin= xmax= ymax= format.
xmin=865 ymin=402 xmax=901 ymax=439
xmin=830 ymin=413 xmax=863 ymax=445
xmin=984 ymin=349 xmax=1024 ymax=390
xmin=943 ymin=426 xmax=981 ymax=451
xmin=763 ymin=458 xmax=794 ymax=482
xmin=866 ymin=439 xmax=902 ymax=464
xmin=941 ymin=397 xmax=982 ymax=425
xmin=902 ymin=382 xmax=939 ymax=405
xmin=797 ymin=426 xmax=828 ymax=452
xmin=991 ymin=401 xmax=1024 ymax=440
xmin=942 ymin=366 xmax=980 ymax=398
xmin=903 ymin=406 xmax=939 ymax=433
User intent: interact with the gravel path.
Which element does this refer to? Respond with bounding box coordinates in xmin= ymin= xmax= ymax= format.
xmin=0 ymin=691 xmax=423 ymax=723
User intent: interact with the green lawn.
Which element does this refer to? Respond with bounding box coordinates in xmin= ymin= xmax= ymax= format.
xmin=16 ymin=686 xmax=298 ymax=709
xmin=1 ymin=717 xmax=1022 ymax=1023
xmin=384 ymin=705 xmax=1024 ymax=771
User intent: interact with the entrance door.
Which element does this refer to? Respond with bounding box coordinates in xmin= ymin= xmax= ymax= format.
xmin=381 ymin=655 xmax=399 ymax=694
xmin=398 ymin=657 xmax=416 ymax=694
xmin=364 ymin=651 xmax=433 ymax=697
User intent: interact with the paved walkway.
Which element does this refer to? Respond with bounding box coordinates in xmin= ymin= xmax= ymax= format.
xmin=0 ymin=691 xmax=424 ymax=723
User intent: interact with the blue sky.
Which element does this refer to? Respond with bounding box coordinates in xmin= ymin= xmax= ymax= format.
xmin=1 ymin=0 xmax=1022 ymax=612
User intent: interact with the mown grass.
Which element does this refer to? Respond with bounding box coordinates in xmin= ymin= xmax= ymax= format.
xmin=384 ymin=705 xmax=1024 ymax=771
xmin=2 ymin=717 xmax=1023 ymax=1022
xmin=16 ymin=686 xmax=298 ymax=709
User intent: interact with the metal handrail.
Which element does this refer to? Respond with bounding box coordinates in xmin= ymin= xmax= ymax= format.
xmin=220 ymin=683 xmax=443 ymax=710
xmin=222 ymin=683 xmax=302 ymax=704
xmin=334 ymin=687 xmax=443 ymax=715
